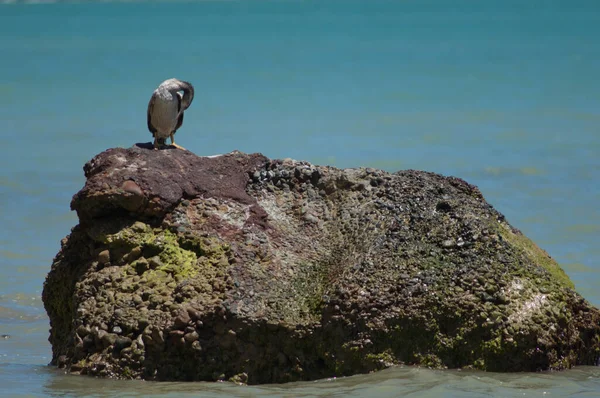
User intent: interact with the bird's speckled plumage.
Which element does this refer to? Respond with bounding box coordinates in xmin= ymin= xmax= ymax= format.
xmin=147 ymin=78 xmax=194 ymax=149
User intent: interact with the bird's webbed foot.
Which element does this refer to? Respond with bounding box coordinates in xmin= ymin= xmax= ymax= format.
xmin=170 ymin=133 xmax=186 ymax=150
xmin=170 ymin=143 xmax=187 ymax=150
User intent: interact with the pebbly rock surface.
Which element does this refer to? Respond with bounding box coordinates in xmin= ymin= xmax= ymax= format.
xmin=42 ymin=145 xmax=600 ymax=384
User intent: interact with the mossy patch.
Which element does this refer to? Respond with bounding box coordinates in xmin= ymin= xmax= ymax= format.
xmin=149 ymin=231 xmax=197 ymax=279
xmin=289 ymin=261 xmax=327 ymax=322
xmin=106 ymin=221 xmax=154 ymax=244
xmin=99 ymin=224 xmax=202 ymax=280
xmin=365 ymin=351 xmax=397 ymax=367
xmin=495 ymin=222 xmax=574 ymax=289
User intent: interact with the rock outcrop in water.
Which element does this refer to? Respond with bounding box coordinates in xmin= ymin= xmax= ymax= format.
xmin=42 ymin=145 xmax=600 ymax=384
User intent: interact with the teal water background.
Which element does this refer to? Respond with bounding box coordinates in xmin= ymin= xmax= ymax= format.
xmin=1 ymin=1 xmax=599 ymax=396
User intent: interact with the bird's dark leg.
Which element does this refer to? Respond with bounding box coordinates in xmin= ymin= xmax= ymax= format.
xmin=170 ymin=133 xmax=186 ymax=150
xmin=153 ymin=137 xmax=160 ymax=150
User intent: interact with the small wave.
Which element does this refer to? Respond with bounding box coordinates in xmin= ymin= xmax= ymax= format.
xmin=0 ymin=250 xmax=36 ymax=260
xmin=483 ymin=166 xmax=545 ymax=177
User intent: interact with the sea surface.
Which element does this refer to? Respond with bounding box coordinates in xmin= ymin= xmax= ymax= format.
xmin=1 ymin=0 xmax=599 ymax=396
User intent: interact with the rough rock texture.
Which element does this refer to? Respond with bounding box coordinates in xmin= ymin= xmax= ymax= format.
xmin=42 ymin=145 xmax=600 ymax=384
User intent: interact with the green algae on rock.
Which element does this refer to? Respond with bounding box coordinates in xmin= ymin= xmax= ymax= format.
xmin=42 ymin=146 xmax=600 ymax=384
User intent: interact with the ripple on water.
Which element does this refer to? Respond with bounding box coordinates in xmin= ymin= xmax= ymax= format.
xmin=0 ymin=365 xmax=595 ymax=398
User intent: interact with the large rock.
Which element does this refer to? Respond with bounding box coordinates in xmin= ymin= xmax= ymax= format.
xmin=42 ymin=145 xmax=600 ymax=383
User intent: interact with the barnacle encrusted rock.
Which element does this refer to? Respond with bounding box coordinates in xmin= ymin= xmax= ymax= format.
xmin=42 ymin=144 xmax=600 ymax=384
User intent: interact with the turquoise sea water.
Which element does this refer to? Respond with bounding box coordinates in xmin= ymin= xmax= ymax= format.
xmin=1 ymin=1 xmax=599 ymax=396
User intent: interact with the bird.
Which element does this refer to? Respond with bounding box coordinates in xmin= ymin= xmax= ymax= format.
xmin=147 ymin=78 xmax=195 ymax=150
